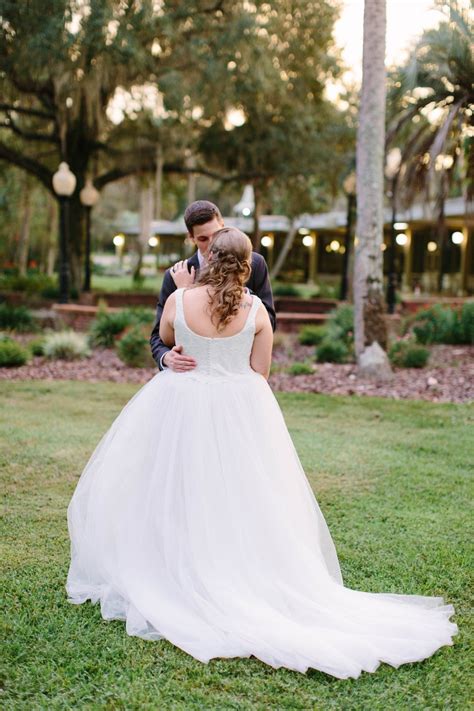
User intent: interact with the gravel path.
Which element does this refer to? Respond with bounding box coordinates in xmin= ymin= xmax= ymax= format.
xmin=1 ymin=338 xmax=472 ymax=403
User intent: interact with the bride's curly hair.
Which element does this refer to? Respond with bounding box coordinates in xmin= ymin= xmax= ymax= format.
xmin=197 ymin=227 xmax=252 ymax=332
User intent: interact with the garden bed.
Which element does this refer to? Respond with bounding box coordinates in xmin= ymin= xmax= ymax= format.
xmin=1 ymin=335 xmax=472 ymax=403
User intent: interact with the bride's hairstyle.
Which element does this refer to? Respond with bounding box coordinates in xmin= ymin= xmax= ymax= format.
xmin=197 ymin=227 xmax=252 ymax=332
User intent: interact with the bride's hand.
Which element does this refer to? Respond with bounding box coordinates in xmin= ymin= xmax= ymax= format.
xmin=170 ymin=260 xmax=195 ymax=288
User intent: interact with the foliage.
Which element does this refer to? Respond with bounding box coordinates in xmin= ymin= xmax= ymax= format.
xmin=272 ymin=284 xmax=301 ymax=297
xmin=0 ymin=302 xmax=36 ymax=332
xmin=286 ymin=362 xmax=314 ymax=376
xmin=0 ymin=336 xmax=29 ymax=366
xmin=88 ymin=310 xmax=138 ymax=348
xmin=326 ymin=303 xmax=354 ymax=344
xmin=43 ymin=331 xmax=91 ymax=361
xmin=315 ymin=338 xmax=349 ymax=363
xmin=2 ymin=383 xmax=470 ymax=709
xmin=0 ymin=272 xmax=56 ymax=295
xmin=389 ymin=339 xmax=430 ymax=368
xmin=28 ymin=336 xmax=46 ymax=356
xmin=298 ymin=325 xmax=327 ymax=346
xmin=117 ymin=326 xmax=155 ymax=368
xmin=405 ymin=303 xmax=474 ymax=345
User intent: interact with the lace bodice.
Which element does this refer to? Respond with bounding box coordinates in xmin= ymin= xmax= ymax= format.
xmin=173 ymin=288 xmax=261 ymax=377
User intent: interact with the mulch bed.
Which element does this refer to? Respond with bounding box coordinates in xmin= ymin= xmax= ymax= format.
xmin=1 ymin=336 xmax=472 ymax=403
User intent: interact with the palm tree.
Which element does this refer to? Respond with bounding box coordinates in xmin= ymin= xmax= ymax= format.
xmin=386 ymin=0 xmax=473 ymax=292
xmin=353 ymin=0 xmax=390 ymax=374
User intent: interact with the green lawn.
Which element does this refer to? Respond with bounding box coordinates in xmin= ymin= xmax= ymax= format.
xmin=91 ymin=274 xmax=164 ymax=293
xmin=1 ymin=382 xmax=472 ymax=710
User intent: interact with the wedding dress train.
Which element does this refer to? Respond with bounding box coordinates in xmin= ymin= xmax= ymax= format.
xmin=66 ymin=289 xmax=457 ymax=677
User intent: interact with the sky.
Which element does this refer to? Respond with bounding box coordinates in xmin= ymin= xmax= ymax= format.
xmin=335 ymin=0 xmax=445 ymax=79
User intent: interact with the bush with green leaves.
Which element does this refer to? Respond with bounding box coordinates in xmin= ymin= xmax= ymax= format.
xmin=298 ymin=325 xmax=326 ymax=345
xmin=315 ymin=338 xmax=349 ymax=363
xmin=43 ymin=331 xmax=91 ymax=361
xmin=28 ymin=337 xmax=46 ymax=356
xmin=273 ymin=283 xmax=300 ymax=297
xmin=117 ymin=327 xmax=155 ymax=368
xmin=286 ymin=362 xmax=314 ymax=376
xmin=0 ymin=337 xmax=30 ymax=367
xmin=389 ymin=339 xmax=430 ymax=368
xmin=0 ymin=303 xmax=36 ymax=332
xmin=89 ymin=308 xmax=155 ymax=348
xmin=406 ymin=303 xmax=474 ymax=345
xmin=325 ymin=303 xmax=354 ymax=344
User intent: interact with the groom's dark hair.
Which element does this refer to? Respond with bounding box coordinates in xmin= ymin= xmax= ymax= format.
xmin=184 ymin=200 xmax=222 ymax=235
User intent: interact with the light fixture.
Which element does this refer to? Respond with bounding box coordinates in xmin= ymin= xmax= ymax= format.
xmin=339 ymin=245 xmax=346 ymax=254
xmin=302 ymin=235 xmax=314 ymax=247
xmin=451 ymin=231 xmax=464 ymax=245
xmin=298 ymin=227 xmax=310 ymax=235
xmin=260 ymin=235 xmax=273 ymax=248
xmin=242 ymin=207 xmax=251 ymax=216
xmin=79 ymin=178 xmax=100 ymax=207
xmin=52 ymin=162 xmax=76 ymax=197
xmin=330 ymin=239 xmax=340 ymax=252
xmin=148 ymin=236 xmax=159 ymax=247
xmin=394 ymin=222 xmax=408 ymax=230
xmin=427 ymin=241 xmax=437 ymax=252
xmin=396 ymin=233 xmax=408 ymax=246
xmin=381 ymin=243 xmax=387 ymax=251
xmin=113 ymin=234 xmax=125 ymax=247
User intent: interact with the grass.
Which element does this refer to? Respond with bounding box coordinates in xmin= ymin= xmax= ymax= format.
xmin=91 ymin=274 xmax=164 ymax=293
xmin=1 ymin=382 xmax=472 ymax=710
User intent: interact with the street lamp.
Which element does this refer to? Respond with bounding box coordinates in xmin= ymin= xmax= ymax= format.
xmin=52 ymin=162 xmax=77 ymax=303
xmin=385 ymin=148 xmax=402 ymax=313
xmin=79 ymin=178 xmax=100 ymax=292
xmin=340 ymin=171 xmax=356 ymax=301
xmin=113 ymin=233 xmax=125 ymax=268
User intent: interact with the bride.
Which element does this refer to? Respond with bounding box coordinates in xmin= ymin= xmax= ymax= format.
xmin=66 ymin=227 xmax=457 ymax=678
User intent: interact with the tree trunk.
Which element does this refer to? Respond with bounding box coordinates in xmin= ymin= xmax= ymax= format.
xmin=134 ymin=181 xmax=154 ymax=283
xmin=46 ymin=195 xmax=57 ymax=277
xmin=353 ymin=0 xmax=390 ymax=375
xmin=251 ymin=182 xmax=261 ymax=253
xmin=16 ymin=185 xmax=32 ymax=276
xmin=270 ymin=219 xmax=298 ymax=280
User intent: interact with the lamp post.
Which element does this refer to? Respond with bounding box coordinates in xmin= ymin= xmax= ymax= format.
xmin=52 ymin=162 xmax=77 ymax=303
xmin=113 ymin=234 xmax=125 ymax=268
xmin=385 ymin=148 xmax=402 ymax=314
xmin=340 ymin=172 xmax=356 ymax=301
xmin=79 ymin=178 xmax=100 ymax=292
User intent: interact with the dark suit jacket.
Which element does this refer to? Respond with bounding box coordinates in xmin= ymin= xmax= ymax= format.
xmin=150 ymin=250 xmax=276 ymax=368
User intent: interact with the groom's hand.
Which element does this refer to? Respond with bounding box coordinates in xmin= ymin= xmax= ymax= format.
xmin=170 ymin=260 xmax=195 ymax=288
xmin=163 ymin=345 xmax=197 ymax=372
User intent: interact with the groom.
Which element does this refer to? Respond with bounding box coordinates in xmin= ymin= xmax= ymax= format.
xmin=150 ymin=200 xmax=276 ymax=371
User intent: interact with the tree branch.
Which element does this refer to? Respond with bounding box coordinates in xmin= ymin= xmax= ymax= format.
xmin=0 ymin=103 xmax=55 ymax=120
xmin=0 ymin=142 xmax=53 ymax=191
xmin=0 ymin=118 xmax=59 ymax=144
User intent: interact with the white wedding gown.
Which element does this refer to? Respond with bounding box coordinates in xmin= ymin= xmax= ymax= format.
xmin=66 ymin=289 xmax=458 ymax=678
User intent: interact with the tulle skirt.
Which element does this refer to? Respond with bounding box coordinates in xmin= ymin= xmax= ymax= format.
xmin=66 ymin=369 xmax=458 ymax=677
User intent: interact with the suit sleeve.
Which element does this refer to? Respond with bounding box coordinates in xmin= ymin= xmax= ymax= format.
xmin=150 ymin=270 xmax=177 ymax=368
xmin=251 ymin=254 xmax=276 ymax=332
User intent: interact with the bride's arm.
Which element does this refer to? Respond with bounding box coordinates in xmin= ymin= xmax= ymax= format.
xmin=250 ymin=306 xmax=273 ymax=379
xmin=159 ymin=292 xmax=176 ymax=347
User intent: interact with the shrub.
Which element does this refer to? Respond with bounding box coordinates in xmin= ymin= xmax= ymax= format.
xmin=88 ymin=310 xmax=136 ymax=347
xmin=0 ymin=338 xmax=30 ymax=367
xmin=407 ymin=303 xmax=474 ymax=346
xmin=389 ymin=339 xmax=430 ymax=368
xmin=273 ymin=284 xmax=300 ymax=297
xmin=89 ymin=308 xmax=155 ymax=348
xmin=0 ymin=273 xmax=55 ymax=295
xmin=117 ymin=327 xmax=155 ymax=368
xmin=28 ymin=337 xmax=46 ymax=356
xmin=326 ymin=303 xmax=354 ymax=344
xmin=298 ymin=325 xmax=327 ymax=346
xmin=316 ymin=338 xmax=349 ymax=363
xmin=43 ymin=331 xmax=91 ymax=360
xmin=0 ymin=303 xmax=36 ymax=332
xmin=287 ymin=362 xmax=314 ymax=376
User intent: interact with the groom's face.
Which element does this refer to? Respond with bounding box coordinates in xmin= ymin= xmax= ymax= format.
xmin=190 ymin=217 xmax=224 ymax=256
